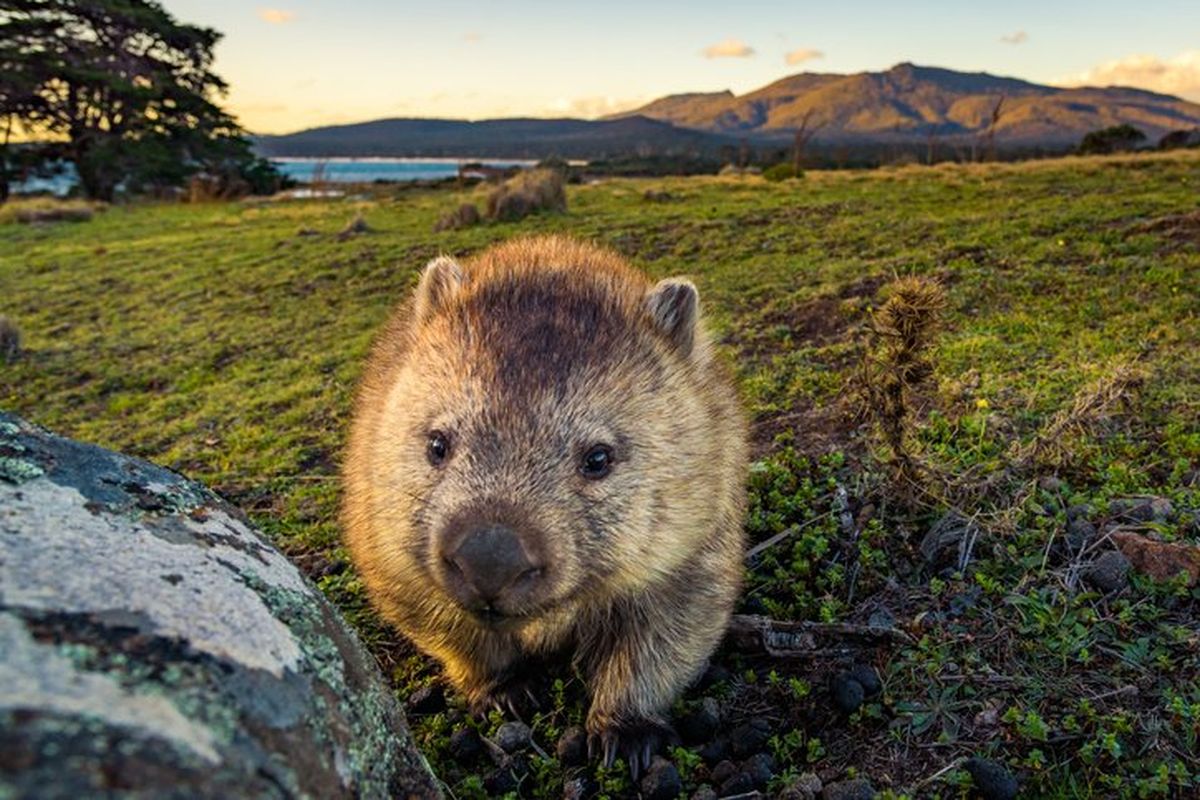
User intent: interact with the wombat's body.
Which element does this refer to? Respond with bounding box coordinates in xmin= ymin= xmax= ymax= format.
xmin=342 ymin=236 xmax=747 ymax=773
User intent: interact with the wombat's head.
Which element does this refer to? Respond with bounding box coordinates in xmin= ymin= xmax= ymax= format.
xmin=367 ymin=239 xmax=722 ymax=629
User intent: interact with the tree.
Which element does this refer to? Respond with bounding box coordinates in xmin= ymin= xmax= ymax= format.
xmin=1078 ymin=124 xmax=1146 ymax=156
xmin=0 ymin=0 xmax=281 ymax=201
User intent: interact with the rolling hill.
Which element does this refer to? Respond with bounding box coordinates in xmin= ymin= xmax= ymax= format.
xmin=253 ymin=116 xmax=735 ymax=159
xmin=614 ymin=63 xmax=1200 ymax=146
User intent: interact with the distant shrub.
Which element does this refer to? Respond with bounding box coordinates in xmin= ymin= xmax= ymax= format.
xmin=0 ymin=316 xmax=20 ymax=362
xmin=486 ymin=169 xmax=566 ymax=223
xmin=1079 ymin=124 xmax=1146 ymax=155
xmin=1158 ymin=128 xmax=1200 ymax=151
xmin=0 ymin=198 xmax=97 ymax=224
xmin=763 ymin=163 xmax=804 ymax=182
xmin=434 ymin=203 xmax=481 ymax=232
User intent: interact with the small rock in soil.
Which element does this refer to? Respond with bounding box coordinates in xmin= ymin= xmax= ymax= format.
xmin=965 ymin=757 xmax=1019 ymax=800
xmin=1066 ymin=518 xmax=1098 ymax=550
xmin=691 ymin=787 xmax=718 ymax=800
xmin=777 ymin=772 xmax=824 ymax=800
xmin=1113 ymin=497 xmax=1174 ymax=523
xmin=867 ymin=607 xmax=896 ymax=629
xmin=710 ymin=760 xmax=738 ymax=786
xmin=563 ymin=776 xmax=598 ymax=800
xmin=406 ymin=684 xmax=445 ymax=714
xmin=728 ymin=717 xmax=772 ymax=758
xmin=640 ymin=757 xmax=682 ymax=800
xmin=830 ymin=672 xmax=865 ymax=713
xmin=1067 ymin=503 xmax=1093 ymax=521
xmin=556 ymin=725 xmax=588 ymax=766
xmin=1084 ymin=550 xmax=1131 ymax=592
xmin=484 ymin=766 xmax=519 ymax=795
xmin=822 ymin=778 xmax=875 ymax=800
xmin=849 ymin=664 xmax=882 ymax=697
xmin=699 ymin=736 xmax=730 ymax=763
xmin=1112 ymin=530 xmax=1200 ymax=585
xmin=741 ymin=752 xmax=775 ymax=789
xmin=678 ymin=696 xmax=721 ymax=743
xmin=448 ymin=727 xmax=484 ymax=762
xmin=718 ymin=771 xmax=755 ymax=797
xmin=495 ymin=721 xmax=532 ymax=753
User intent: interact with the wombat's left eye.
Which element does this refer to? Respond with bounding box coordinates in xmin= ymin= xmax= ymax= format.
xmin=427 ymin=430 xmax=451 ymax=466
xmin=580 ymin=445 xmax=613 ymax=479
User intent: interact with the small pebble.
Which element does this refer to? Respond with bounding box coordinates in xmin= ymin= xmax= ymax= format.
xmin=965 ymin=757 xmax=1019 ymax=800
xmin=678 ymin=697 xmax=721 ymax=743
xmin=822 ymin=778 xmax=875 ymax=800
xmin=1067 ymin=503 xmax=1093 ymax=521
xmin=867 ymin=607 xmax=896 ymax=629
xmin=406 ymin=684 xmax=445 ymax=715
xmin=741 ymin=752 xmax=775 ymax=789
xmin=849 ymin=664 xmax=882 ymax=697
xmin=448 ymin=727 xmax=484 ymax=762
xmin=484 ymin=767 xmax=519 ymax=795
xmin=691 ymin=786 xmax=718 ymax=800
xmin=495 ymin=721 xmax=532 ymax=753
xmin=698 ymin=736 xmax=730 ymax=763
xmin=728 ymin=718 xmax=771 ymax=758
xmin=830 ymin=672 xmax=865 ymax=713
xmin=640 ymin=757 xmax=682 ymax=800
xmin=779 ymin=771 xmax=822 ymax=800
xmin=1084 ymin=550 xmax=1131 ymax=593
xmin=718 ymin=771 xmax=755 ymax=797
xmin=555 ymin=725 xmax=587 ymax=766
xmin=709 ymin=760 xmax=737 ymax=786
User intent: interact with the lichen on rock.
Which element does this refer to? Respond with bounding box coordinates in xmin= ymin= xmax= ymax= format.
xmin=0 ymin=412 xmax=442 ymax=798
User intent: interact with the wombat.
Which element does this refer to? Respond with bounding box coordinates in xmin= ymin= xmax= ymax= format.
xmin=342 ymin=236 xmax=747 ymax=775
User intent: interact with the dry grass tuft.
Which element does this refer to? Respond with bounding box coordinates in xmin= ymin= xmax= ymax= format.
xmin=855 ymin=275 xmax=948 ymax=488
xmin=0 ymin=198 xmax=98 ymax=225
xmin=486 ymin=168 xmax=566 ymax=222
xmin=433 ymin=202 xmax=481 ymax=232
xmin=1012 ymin=360 xmax=1148 ymax=470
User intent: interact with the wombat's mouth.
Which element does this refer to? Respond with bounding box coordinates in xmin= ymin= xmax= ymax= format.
xmin=469 ymin=606 xmax=531 ymax=630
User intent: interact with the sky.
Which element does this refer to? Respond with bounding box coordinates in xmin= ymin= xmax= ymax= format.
xmin=162 ymin=0 xmax=1200 ymax=135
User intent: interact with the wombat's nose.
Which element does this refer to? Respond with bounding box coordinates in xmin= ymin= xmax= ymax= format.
xmin=446 ymin=525 xmax=540 ymax=604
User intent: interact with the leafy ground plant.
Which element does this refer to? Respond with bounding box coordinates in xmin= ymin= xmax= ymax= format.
xmin=1 ymin=151 xmax=1198 ymax=798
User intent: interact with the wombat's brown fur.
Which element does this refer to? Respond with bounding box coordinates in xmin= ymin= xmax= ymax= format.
xmin=342 ymin=236 xmax=747 ymax=774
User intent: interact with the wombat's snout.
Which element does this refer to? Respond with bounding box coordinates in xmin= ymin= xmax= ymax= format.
xmin=440 ymin=523 xmax=546 ymax=617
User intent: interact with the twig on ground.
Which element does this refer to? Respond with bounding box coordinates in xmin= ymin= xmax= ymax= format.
xmin=725 ymin=613 xmax=913 ymax=659
xmin=745 ymin=512 xmax=833 ymax=562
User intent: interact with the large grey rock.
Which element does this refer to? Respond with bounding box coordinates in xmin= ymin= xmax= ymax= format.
xmin=0 ymin=413 xmax=441 ymax=799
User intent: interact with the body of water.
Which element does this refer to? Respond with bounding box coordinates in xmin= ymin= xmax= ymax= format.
xmin=272 ymin=158 xmax=538 ymax=184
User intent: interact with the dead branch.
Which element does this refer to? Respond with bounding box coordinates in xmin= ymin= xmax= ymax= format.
xmin=725 ymin=614 xmax=913 ymax=659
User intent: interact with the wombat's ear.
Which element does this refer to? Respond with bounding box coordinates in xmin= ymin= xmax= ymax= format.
xmin=646 ymin=278 xmax=699 ymax=357
xmin=413 ymin=256 xmax=464 ymax=322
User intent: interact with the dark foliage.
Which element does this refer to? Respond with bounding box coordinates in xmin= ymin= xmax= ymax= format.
xmin=0 ymin=0 xmax=283 ymax=200
xmin=1078 ymin=124 xmax=1147 ymax=156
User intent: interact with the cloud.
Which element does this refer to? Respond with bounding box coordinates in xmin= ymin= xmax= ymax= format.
xmin=550 ymin=95 xmax=646 ymax=119
xmin=785 ymin=48 xmax=824 ymax=65
xmin=702 ymin=39 xmax=755 ymax=59
xmin=1056 ymin=50 xmax=1200 ymax=102
xmin=1000 ymin=30 xmax=1028 ymax=45
xmin=257 ymin=8 xmax=295 ymax=24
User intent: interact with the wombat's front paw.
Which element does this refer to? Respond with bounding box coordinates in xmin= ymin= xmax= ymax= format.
xmin=587 ymin=717 xmax=677 ymax=779
xmin=467 ymin=676 xmax=541 ymax=720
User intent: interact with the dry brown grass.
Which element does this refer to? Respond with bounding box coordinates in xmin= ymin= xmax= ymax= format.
xmin=0 ymin=197 xmax=99 ymax=224
xmin=855 ymin=275 xmax=948 ymax=489
xmin=485 ymin=168 xmax=566 ymax=222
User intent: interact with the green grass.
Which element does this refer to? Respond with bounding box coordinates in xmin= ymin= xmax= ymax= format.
xmin=2 ymin=152 xmax=1198 ymax=798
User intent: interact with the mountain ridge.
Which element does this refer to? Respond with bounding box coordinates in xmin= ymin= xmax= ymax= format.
xmin=612 ymin=62 xmax=1200 ymax=145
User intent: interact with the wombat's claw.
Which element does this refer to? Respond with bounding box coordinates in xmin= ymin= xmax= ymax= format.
xmin=587 ymin=720 xmax=676 ymax=780
xmin=470 ymin=678 xmax=541 ymax=720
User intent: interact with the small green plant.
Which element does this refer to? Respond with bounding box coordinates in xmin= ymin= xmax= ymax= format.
xmin=763 ymin=163 xmax=804 ymax=182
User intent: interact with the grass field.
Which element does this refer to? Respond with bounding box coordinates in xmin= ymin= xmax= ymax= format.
xmin=2 ymin=152 xmax=1198 ymax=798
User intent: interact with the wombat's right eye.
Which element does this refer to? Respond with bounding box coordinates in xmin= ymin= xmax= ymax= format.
xmin=426 ymin=431 xmax=451 ymax=466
